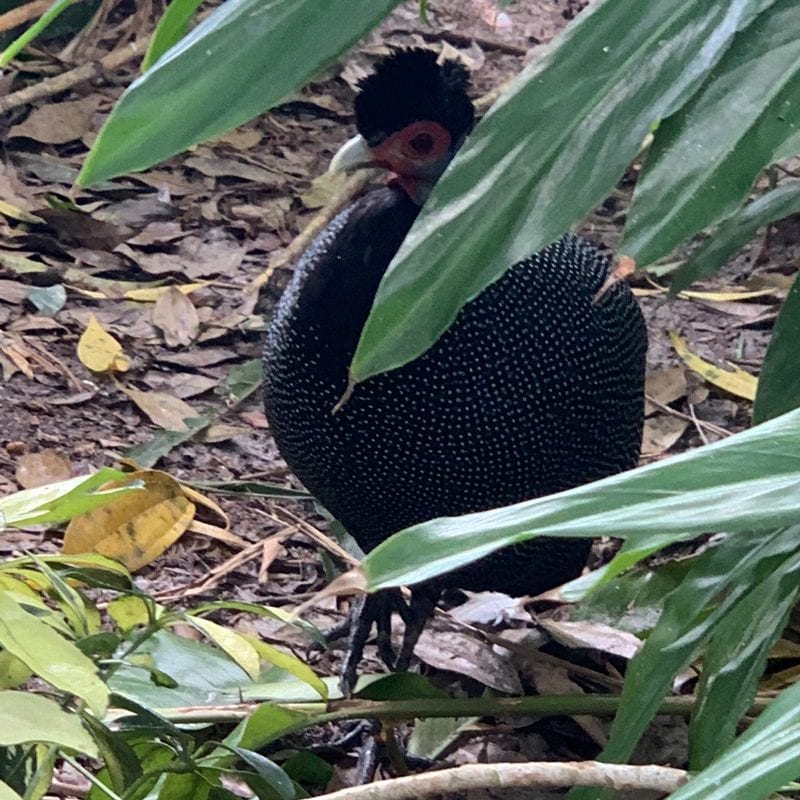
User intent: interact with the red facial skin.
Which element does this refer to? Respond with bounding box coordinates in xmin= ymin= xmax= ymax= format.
xmin=370 ymin=120 xmax=452 ymax=202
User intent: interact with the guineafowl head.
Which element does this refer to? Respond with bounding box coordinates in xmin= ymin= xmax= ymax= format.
xmin=330 ymin=48 xmax=475 ymax=202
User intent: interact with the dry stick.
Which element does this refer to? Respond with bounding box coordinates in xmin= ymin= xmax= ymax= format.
xmin=645 ymin=394 xmax=731 ymax=439
xmin=0 ymin=38 xmax=142 ymax=114
xmin=0 ymin=0 xmax=51 ymax=34
xmin=310 ymin=762 xmax=688 ymax=800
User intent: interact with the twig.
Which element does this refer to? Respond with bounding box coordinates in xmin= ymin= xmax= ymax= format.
xmin=0 ymin=0 xmax=51 ymax=34
xmin=310 ymin=761 xmax=688 ymax=799
xmin=0 ymin=38 xmax=142 ymax=114
xmin=645 ymin=394 xmax=731 ymax=439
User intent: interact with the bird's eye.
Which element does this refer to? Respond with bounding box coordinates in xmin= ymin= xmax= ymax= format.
xmin=408 ymin=133 xmax=434 ymax=154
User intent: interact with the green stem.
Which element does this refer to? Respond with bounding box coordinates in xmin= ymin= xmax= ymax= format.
xmin=0 ymin=0 xmax=80 ymax=68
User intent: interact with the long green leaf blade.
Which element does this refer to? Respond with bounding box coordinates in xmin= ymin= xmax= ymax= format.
xmin=620 ymin=0 xmax=800 ymax=267
xmin=754 ymin=272 xmax=800 ymax=423
xmin=668 ymin=679 xmax=800 ymax=800
xmin=79 ymin=0 xmax=402 ymax=185
xmin=362 ymin=407 xmax=800 ymax=590
xmin=568 ymin=527 xmax=800 ymax=800
xmin=688 ymin=546 xmax=800 ymax=769
xmin=670 ymin=179 xmax=800 ymax=293
xmin=350 ymin=0 xmax=757 ymax=382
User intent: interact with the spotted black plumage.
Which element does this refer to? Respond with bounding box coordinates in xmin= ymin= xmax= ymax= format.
xmin=263 ymin=49 xmax=647 ymax=669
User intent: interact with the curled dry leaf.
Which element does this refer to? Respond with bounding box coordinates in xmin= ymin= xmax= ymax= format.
xmin=644 ymin=367 xmax=688 ymax=416
xmin=77 ymin=315 xmax=130 ymax=372
xmin=642 ymin=415 xmax=690 ymax=457
xmin=151 ymin=286 xmax=200 ymax=347
xmin=63 ymin=470 xmax=196 ymax=571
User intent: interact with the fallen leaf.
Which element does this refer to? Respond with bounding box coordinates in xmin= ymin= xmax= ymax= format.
xmin=239 ymin=409 xmax=268 ymax=429
xmin=8 ymin=97 xmax=100 ymax=144
xmin=184 ymin=154 xmax=285 ymax=188
xmin=669 ymin=331 xmax=757 ymax=401
xmin=642 ymin=415 xmax=689 ymax=457
xmin=119 ymin=386 xmax=199 ymax=431
xmin=159 ymin=347 xmax=238 ymax=368
xmin=15 ymin=450 xmax=72 ymax=489
xmin=63 ymin=470 xmax=195 ymax=571
xmin=152 ymin=287 xmax=200 ymax=347
xmin=126 ymin=281 xmax=208 ymax=302
xmin=77 ymin=315 xmax=130 ymax=372
xmin=143 ymin=371 xmax=217 ymax=399
xmin=644 ymin=367 xmax=687 ymax=416
xmin=0 ymin=279 xmax=30 ymax=304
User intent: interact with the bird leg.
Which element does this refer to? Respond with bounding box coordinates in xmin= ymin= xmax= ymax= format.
xmin=340 ymin=590 xmax=405 ymax=695
xmin=339 ymin=585 xmax=443 ymax=695
xmin=394 ymin=585 xmax=441 ymax=673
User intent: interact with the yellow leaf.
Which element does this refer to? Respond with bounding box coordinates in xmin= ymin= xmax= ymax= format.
xmin=188 ymin=617 xmax=261 ymax=679
xmin=242 ymin=633 xmax=327 ymax=698
xmin=0 ymin=200 xmax=43 ymax=224
xmin=63 ymin=470 xmax=195 ymax=571
xmin=187 ymin=519 xmax=247 ymax=548
xmin=180 ymin=484 xmax=229 ymax=528
xmin=125 ymin=282 xmax=209 ymax=302
xmin=669 ymin=331 xmax=757 ymax=401
xmin=77 ymin=315 xmax=130 ymax=372
xmin=107 ymin=596 xmax=155 ymax=632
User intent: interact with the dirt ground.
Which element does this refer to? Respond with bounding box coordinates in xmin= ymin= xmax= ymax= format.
xmin=1 ymin=0 xmax=795 ymax=792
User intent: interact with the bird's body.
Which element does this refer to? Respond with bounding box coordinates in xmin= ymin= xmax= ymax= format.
xmin=265 ymin=185 xmax=645 ymax=595
xmin=263 ymin=49 xmax=646 ymax=682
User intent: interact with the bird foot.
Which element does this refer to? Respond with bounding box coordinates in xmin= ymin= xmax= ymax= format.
xmin=338 ymin=585 xmax=442 ymax=696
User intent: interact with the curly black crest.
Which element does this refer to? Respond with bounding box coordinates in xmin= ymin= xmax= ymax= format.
xmin=354 ymin=48 xmax=475 ymax=146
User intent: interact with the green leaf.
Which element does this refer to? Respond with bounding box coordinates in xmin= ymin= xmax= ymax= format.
xmin=670 ymin=179 xmax=800 ymax=294
xmin=350 ymin=0 xmax=758 ymax=382
xmin=78 ymin=0 xmax=402 ymax=185
xmin=668 ymin=679 xmax=800 ymax=800
xmin=620 ymin=0 xmax=800 ymax=267
xmin=108 ymin=630 xmax=251 ymax=708
xmin=0 ymin=691 xmax=98 ymax=756
xmin=242 ymin=635 xmax=327 ymax=700
xmin=754 ymin=272 xmax=800 ymax=423
xmin=0 ymin=780 xmax=22 ymax=800
xmin=187 ymin=617 xmax=261 ymax=679
xmin=362 ymin=407 xmax=800 ymax=590
xmin=689 ymin=543 xmax=800 ymax=769
xmin=229 ymin=748 xmax=294 ymax=800
xmin=0 ymin=468 xmax=136 ymax=527
xmin=142 ymin=0 xmax=204 ymax=71
xmin=0 ymin=592 xmax=108 ymax=716
xmin=355 ymin=672 xmax=446 ymax=701
xmin=221 ymin=704 xmax=310 ymax=753
xmin=568 ymin=526 xmax=800 ymax=800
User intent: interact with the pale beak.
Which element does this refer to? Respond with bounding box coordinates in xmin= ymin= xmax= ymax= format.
xmin=328 ymin=134 xmax=376 ymax=174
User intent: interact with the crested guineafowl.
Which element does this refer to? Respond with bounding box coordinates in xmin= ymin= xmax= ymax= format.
xmin=264 ymin=48 xmax=647 ymax=691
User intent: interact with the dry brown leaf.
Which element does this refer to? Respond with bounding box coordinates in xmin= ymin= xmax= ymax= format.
xmin=199 ymin=423 xmax=249 ymax=443
xmin=642 ymin=415 xmax=689 ymax=457
xmin=0 ymin=279 xmax=29 ymax=304
xmin=644 ymin=367 xmax=688 ymax=416
xmin=239 ymin=409 xmax=269 ymax=429
xmin=179 ymin=235 xmax=245 ymax=279
xmin=143 ymin=371 xmax=217 ymax=399
xmin=184 ymin=154 xmax=285 ymax=188
xmin=152 ymin=286 xmax=200 ymax=347
xmin=159 ymin=347 xmax=238 ymax=368
xmin=120 ymin=386 xmax=199 ymax=431
xmin=8 ymin=97 xmax=100 ymax=144
xmin=15 ymin=449 xmax=72 ymax=489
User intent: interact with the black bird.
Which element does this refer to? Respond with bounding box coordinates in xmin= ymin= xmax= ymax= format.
xmin=264 ymin=48 xmax=647 ymax=689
